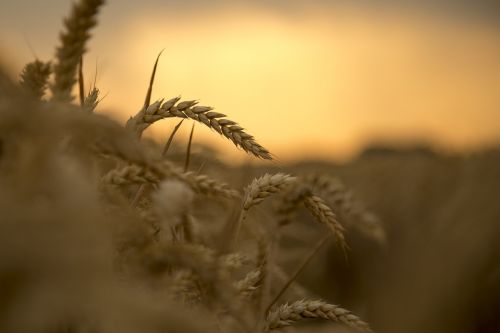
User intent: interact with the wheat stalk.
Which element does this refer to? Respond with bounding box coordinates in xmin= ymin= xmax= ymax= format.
xmin=126 ymin=97 xmax=272 ymax=159
xmin=266 ymin=299 xmax=373 ymax=332
xmin=265 ymin=234 xmax=331 ymax=316
xmin=51 ymin=0 xmax=105 ymax=102
xmin=272 ymin=266 xmax=310 ymax=299
xmin=78 ymin=56 xmax=85 ymax=105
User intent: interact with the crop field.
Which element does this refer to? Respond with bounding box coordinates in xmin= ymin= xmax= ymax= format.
xmin=0 ymin=1 xmax=499 ymax=332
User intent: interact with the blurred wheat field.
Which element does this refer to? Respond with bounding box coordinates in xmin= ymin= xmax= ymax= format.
xmin=0 ymin=1 xmax=499 ymax=333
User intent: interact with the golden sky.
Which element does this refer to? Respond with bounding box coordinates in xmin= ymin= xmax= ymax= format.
xmin=2 ymin=1 xmax=500 ymax=163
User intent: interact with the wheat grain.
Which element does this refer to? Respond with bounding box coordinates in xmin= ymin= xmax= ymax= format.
xmin=266 ymin=299 xmax=373 ymax=332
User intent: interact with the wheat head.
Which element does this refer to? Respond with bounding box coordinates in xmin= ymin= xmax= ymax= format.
xmin=303 ymin=195 xmax=347 ymax=250
xmin=19 ymin=60 xmax=51 ymax=99
xmin=243 ymin=173 xmax=296 ymax=211
xmin=51 ymin=0 xmax=105 ymax=102
xmin=126 ymin=97 xmax=272 ymax=159
xmin=101 ymin=162 xmax=239 ymax=199
xmin=266 ymin=299 xmax=373 ymax=332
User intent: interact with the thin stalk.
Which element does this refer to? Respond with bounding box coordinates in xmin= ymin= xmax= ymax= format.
xmin=264 ymin=233 xmax=331 ymax=315
xmin=129 ymin=48 xmax=173 ymax=208
xmin=162 ymin=119 xmax=184 ymax=157
xmin=92 ymin=57 xmax=98 ymax=91
xmin=196 ymin=161 xmax=206 ymax=174
xmin=231 ymin=209 xmax=246 ymax=249
xmin=143 ymin=49 xmax=164 ymax=109
xmin=130 ymin=183 xmax=148 ymax=208
xmin=255 ymin=236 xmax=273 ymax=332
xmin=78 ymin=56 xmax=84 ymax=106
xmin=184 ymin=123 xmax=195 ymax=172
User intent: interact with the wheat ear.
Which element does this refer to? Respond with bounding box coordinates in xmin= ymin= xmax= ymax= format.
xmin=184 ymin=123 xmax=195 ymax=172
xmin=148 ymin=243 xmax=252 ymax=332
xmin=307 ymin=174 xmax=386 ymax=244
xmin=253 ymin=237 xmax=269 ymax=307
xmin=276 ymin=184 xmax=312 ymax=227
xmin=266 ymin=299 xmax=373 ymax=332
xmin=243 ymin=173 xmax=296 ymax=211
xmin=169 ymin=271 xmax=203 ymax=306
xmin=82 ymin=87 xmax=99 ymax=112
xmin=51 ymin=0 xmax=105 ymax=102
xmin=235 ymin=269 xmax=262 ymax=298
xmin=220 ymin=253 xmax=253 ymax=272
xmin=126 ymin=97 xmax=272 ymax=159
xmin=276 ymin=183 xmax=347 ymax=248
xmin=101 ymin=162 xmax=239 ymax=198
xmin=19 ymin=60 xmax=51 ymax=99
xmin=303 ymin=195 xmax=347 ymax=250
xmin=231 ymin=174 xmax=295 ymax=246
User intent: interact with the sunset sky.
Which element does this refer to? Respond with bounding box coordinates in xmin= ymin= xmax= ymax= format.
xmin=1 ymin=0 xmax=500 ymax=163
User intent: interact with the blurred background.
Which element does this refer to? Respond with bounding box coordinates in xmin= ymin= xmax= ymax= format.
xmin=1 ymin=0 xmax=500 ymax=163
